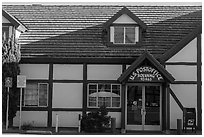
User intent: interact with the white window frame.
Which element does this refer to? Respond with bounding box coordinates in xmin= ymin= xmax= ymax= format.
xmin=87 ymin=83 xmax=121 ymax=108
xmin=112 ymin=26 xmax=139 ymax=44
xmin=23 ymin=83 xmax=48 ymax=107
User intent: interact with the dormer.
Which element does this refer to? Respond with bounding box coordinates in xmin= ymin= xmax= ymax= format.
xmin=2 ymin=9 xmax=27 ymax=42
xmin=103 ymin=7 xmax=147 ymax=46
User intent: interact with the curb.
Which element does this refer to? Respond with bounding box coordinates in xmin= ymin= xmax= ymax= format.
xmin=24 ymin=130 xmax=52 ymax=134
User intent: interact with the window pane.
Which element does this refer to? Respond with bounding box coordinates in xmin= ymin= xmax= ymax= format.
xmin=24 ymin=83 xmax=38 ymax=106
xmin=89 ymin=84 xmax=97 ymax=95
xmin=98 ymin=97 xmax=111 ymax=107
xmin=89 ymin=97 xmax=97 ymax=107
xmin=98 ymin=84 xmax=111 ymax=93
xmin=114 ymin=27 xmax=124 ymax=43
xmin=125 ymin=27 xmax=135 ymax=44
xmin=39 ymin=84 xmax=48 ymax=106
xmin=112 ymin=97 xmax=120 ymax=107
xmin=112 ymin=85 xmax=120 ymax=96
xmin=89 ymin=84 xmax=97 ymax=90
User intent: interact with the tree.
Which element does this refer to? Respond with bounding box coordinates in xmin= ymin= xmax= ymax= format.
xmin=2 ymin=35 xmax=21 ymax=127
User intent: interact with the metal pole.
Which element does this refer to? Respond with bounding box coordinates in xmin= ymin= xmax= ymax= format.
xmin=78 ymin=114 xmax=81 ymax=133
xmin=19 ymin=88 xmax=22 ymax=130
xmin=55 ymin=114 xmax=59 ymax=133
xmin=6 ymin=87 xmax=9 ymax=130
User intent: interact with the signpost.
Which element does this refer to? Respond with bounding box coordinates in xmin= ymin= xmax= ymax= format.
xmin=5 ymin=77 xmax=12 ymax=130
xmin=17 ymin=75 xmax=26 ymax=130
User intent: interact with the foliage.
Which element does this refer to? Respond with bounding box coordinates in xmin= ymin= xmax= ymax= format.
xmin=2 ymin=38 xmax=21 ymax=126
xmin=2 ymin=39 xmax=21 ymax=64
xmin=21 ymin=122 xmax=33 ymax=130
xmin=81 ymin=106 xmax=111 ymax=132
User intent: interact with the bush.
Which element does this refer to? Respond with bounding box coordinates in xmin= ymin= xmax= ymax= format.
xmin=81 ymin=106 xmax=111 ymax=132
xmin=21 ymin=122 xmax=33 ymax=130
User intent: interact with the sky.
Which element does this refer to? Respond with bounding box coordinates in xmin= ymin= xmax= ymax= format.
xmin=2 ymin=0 xmax=202 ymax=6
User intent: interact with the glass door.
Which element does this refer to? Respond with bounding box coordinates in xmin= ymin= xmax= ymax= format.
xmin=126 ymin=85 xmax=161 ymax=131
xmin=127 ymin=85 xmax=143 ymax=130
xmin=144 ymin=86 xmax=161 ymax=130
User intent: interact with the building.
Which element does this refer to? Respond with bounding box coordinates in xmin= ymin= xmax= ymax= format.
xmin=2 ymin=9 xmax=27 ymax=50
xmin=2 ymin=4 xmax=202 ymax=131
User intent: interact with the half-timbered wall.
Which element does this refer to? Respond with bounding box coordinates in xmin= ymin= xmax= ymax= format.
xmin=16 ymin=64 xmax=123 ymax=128
xmin=166 ymin=37 xmax=200 ymax=129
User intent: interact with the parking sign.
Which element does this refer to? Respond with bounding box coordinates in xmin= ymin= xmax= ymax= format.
xmin=17 ymin=75 xmax=26 ymax=88
xmin=5 ymin=77 xmax=12 ymax=87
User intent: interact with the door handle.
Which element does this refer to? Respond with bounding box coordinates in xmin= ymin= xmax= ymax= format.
xmin=144 ymin=109 xmax=146 ymax=116
xmin=141 ymin=109 xmax=146 ymax=116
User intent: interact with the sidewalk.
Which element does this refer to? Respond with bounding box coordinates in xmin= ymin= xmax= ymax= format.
xmin=2 ymin=127 xmax=202 ymax=135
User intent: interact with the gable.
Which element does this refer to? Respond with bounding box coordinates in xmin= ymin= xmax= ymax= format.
xmin=2 ymin=16 xmax=11 ymax=23
xmin=167 ymin=38 xmax=197 ymax=62
xmin=160 ymin=24 xmax=201 ymax=63
xmin=2 ymin=9 xmax=27 ymax=32
xmin=113 ymin=14 xmax=137 ymax=24
xmin=118 ymin=51 xmax=175 ymax=83
xmin=103 ymin=6 xmax=147 ymax=30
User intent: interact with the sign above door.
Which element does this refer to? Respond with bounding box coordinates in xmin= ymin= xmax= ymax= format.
xmin=118 ymin=51 xmax=175 ymax=83
xmin=128 ymin=66 xmax=164 ymax=82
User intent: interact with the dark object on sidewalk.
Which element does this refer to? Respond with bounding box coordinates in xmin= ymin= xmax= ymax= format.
xmin=81 ymin=106 xmax=111 ymax=132
xmin=177 ymin=119 xmax=182 ymax=134
xmin=111 ymin=118 xmax=116 ymax=133
xmin=183 ymin=108 xmax=196 ymax=133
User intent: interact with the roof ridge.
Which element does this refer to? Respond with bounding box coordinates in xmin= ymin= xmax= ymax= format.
xmin=3 ymin=4 xmax=202 ymax=7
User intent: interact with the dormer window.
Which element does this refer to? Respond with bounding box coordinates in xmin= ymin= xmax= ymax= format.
xmin=103 ymin=7 xmax=147 ymax=46
xmin=111 ymin=26 xmax=139 ymax=44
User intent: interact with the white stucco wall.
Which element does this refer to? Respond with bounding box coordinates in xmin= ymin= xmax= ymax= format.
xmin=53 ymin=64 xmax=83 ymax=80
xmin=13 ymin=111 xmax=47 ymax=127
xmin=20 ymin=64 xmax=49 ymax=79
xmin=2 ymin=16 xmax=10 ymax=23
xmin=167 ymin=38 xmax=197 ymax=62
xmin=52 ymin=83 xmax=83 ymax=108
xmin=170 ymin=84 xmax=197 ymax=129
xmin=166 ymin=65 xmax=197 ymax=81
xmin=113 ymin=14 xmax=137 ymax=24
xmin=108 ymin=112 xmax=121 ymax=128
xmin=87 ymin=65 xmax=122 ymax=80
xmin=52 ymin=111 xmax=82 ymax=127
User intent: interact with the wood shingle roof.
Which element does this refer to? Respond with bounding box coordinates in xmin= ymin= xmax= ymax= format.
xmin=2 ymin=5 xmax=202 ymax=60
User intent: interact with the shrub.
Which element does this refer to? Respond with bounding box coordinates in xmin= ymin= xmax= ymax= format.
xmin=81 ymin=106 xmax=111 ymax=132
xmin=21 ymin=122 xmax=33 ymax=130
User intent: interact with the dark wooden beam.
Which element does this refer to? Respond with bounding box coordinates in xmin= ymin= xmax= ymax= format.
xmin=197 ymin=34 xmax=202 ymax=130
xmin=47 ymin=63 xmax=53 ymax=128
xmin=82 ymin=63 xmax=87 ymax=116
xmin=168 ymin=87 xmax=184 ymax=111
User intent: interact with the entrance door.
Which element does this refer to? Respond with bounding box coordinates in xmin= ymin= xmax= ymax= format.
xmin=126 ymin=85 xmax=161 ymax=131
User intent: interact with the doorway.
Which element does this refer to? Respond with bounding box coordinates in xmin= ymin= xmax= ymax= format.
xmin=126 ymin=84 xmax=162 ymax=131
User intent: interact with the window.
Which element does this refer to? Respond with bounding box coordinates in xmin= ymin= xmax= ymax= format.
xmin=22 ymin=83 xmax=48 ymax=107
xmin=112 ymin=26 xmax=139 ymax=44
xmin=88 ymin=83 xmax=121 ymax=108
xmin=2 ymin=26 xmax=9 ymax=41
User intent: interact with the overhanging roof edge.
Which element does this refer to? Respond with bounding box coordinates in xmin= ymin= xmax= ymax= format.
xmin=118 ymin=51 xmax=175 ymax=83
